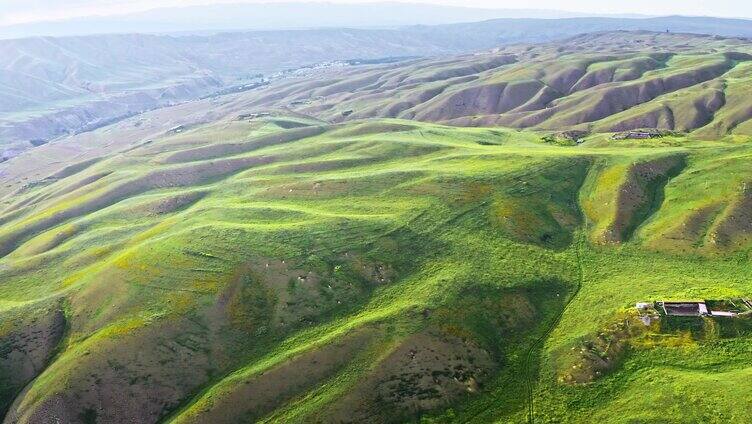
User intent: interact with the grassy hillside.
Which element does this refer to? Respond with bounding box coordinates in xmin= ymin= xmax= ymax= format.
xmin=230 ymin=32 xmax=752 ymax=141
xmin=1 ymin=108 xmax=751 ymax=423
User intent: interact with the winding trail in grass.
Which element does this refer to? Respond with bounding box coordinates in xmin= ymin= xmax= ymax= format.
xmin=524 ymin=231 xmax=584 ymax=423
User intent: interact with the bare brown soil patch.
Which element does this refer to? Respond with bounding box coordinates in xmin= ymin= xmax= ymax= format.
xmin=600 ymin=155 xmax=686 ymax=243
xmin=327 ymin=329 xmax=495 ymax=423
xmin=0 ymin=303 xmax=66 ymax=415
xmin=556 ymin=313 xmax=648 ymax=385
xmin=177 ymin=329 xmax=379 ymax=424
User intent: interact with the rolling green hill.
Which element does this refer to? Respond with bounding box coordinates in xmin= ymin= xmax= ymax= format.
xmin=1 ymin=32 xmax=752 ymax=423
xmin=237 ymin=32 xmax=752 ymax=140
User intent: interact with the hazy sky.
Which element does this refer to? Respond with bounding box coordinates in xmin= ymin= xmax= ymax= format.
xmin=1 ymin=0 xmax=750 ymax=25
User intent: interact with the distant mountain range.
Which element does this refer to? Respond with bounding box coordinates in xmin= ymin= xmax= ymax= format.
xmin=0 ymin=2 xmax=650 ymax=39
xmin=423 ymin=16 xmax=752 ymax=49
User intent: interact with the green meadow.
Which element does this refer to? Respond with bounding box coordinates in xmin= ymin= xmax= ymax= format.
xmin=1 ymin=114 xmax=751 ymax=423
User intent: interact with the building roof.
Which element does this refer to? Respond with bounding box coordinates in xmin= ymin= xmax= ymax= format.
xmin=661 ymin=302 xmax=706 ymax=316
xmin=710 ymin=311 xmax=737 ymax=317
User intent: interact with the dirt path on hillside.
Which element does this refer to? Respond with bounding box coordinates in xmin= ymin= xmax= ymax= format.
xmin=460 ymin=231 xmax=585 ymax=424
xmin=524 ymin=231 xmax=584 ymax=423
